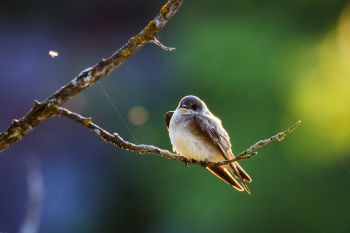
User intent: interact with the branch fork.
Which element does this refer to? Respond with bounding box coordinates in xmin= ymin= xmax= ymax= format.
xmin=149 ymin=37 xmax=176 ymax=51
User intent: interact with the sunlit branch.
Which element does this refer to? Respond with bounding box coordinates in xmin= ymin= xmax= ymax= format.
xmin=52 ymin=105 xmax=300 ymax=168
xmin=213 ymin=121 xmax=301 ymax=167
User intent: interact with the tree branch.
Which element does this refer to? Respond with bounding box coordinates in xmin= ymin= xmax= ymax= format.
xmin=0 ymin=0 xmax=300 ymax=172
xmin=213 ymin=120 xmax=301 ymax=166
xmin=0 ymin=0 xmax=183 ymax=152
xmin=52 ymin=105 xmax=300 ymax=167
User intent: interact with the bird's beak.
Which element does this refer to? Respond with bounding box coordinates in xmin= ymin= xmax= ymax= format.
xmin=179 ymin=105 xmax=191 ymax=114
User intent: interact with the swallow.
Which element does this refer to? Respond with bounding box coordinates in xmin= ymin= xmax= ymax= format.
xmin=166 ymin=95 xmax=252 ymax=193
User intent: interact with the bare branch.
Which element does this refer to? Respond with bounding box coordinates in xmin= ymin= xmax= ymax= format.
xmin=52 ymin=105 xmax=300 ymax=168
xmin=0 ymin=0 xmax=183 ymax=152
xmin=53 ymin=106 xmax=190 ymax=164
xmin=213 ymin=121 xmax=302 ymax=167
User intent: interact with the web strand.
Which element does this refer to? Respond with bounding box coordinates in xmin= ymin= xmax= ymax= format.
xmin=97 ymin=82 xmax=138 ymax=143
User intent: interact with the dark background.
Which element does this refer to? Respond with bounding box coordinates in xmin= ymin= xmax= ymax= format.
xmin=1 ymin=0 xmax=350 ymax=232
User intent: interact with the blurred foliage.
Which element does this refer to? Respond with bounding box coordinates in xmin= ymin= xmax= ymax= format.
xmin=290 ymin=4 xmax=350 ymax=165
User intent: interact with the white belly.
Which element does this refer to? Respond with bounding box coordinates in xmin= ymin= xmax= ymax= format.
xmin=169 ymin=114 xmax=221 ymax=162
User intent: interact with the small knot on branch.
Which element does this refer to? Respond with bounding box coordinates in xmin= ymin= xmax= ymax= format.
xmin=12 ymin=119 xmax=20 ymax=126
xmin=82 ymin=118 xmax=92 ymax=126
xmin=34 ymin=100 xmax=43 ymax=107
xmin=277 ymin=133 xmax=285 ymax=141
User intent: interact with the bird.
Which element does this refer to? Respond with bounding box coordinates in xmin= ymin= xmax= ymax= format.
xmin=165 ymin=95 xmax=252 ymax=193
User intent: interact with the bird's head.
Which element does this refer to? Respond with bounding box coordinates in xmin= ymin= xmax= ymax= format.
xmin=177 ymin=95 xmax=208 ymax=115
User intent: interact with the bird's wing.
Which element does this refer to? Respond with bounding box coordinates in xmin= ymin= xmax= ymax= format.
xmin=193 ymin=114 xmax=252 ymax=192
xmin=193 ymin=114 xmax=232 ymax=158
xmin=165 ymin=111 xmax=174 ymax=130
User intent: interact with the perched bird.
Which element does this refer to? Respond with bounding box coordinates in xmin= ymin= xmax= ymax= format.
xmin=165 ymin=95 xmax=252 ymax=193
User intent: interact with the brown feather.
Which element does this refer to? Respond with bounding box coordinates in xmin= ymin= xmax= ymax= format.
xmin=165 ymin=111 xmax=174 ymax=130
xmin=207 ymin=166 xmax=244 ymax=191
xmin=235 ymin=162 xmax=252 ymax=183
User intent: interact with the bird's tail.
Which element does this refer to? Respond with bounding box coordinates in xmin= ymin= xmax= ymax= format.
xmin=206 ymin=159 xmax=252 ymax=193
xmin=229 ymin=161 xmax=252 ymax=194
xmin=206 ymin=166 xmax=245 ymax=192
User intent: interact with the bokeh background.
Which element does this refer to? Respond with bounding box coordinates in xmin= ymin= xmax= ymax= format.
xmin=1 ymin=0 xmax=349 ymax=232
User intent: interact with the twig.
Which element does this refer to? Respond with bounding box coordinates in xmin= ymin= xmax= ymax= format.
xmin=0 ymin=0 xmax=183 ymax=152
xmin=214 ymin=121 xmax=302 ymax=166
xmin=149 ymin=37 xmax=176 ymax=51
xmin=53 ymin=105 xmax=300 ymax=167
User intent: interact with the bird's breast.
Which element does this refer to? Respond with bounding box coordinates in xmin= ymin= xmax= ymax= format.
xmin=169 ymin=115 xmax=221 ymax=162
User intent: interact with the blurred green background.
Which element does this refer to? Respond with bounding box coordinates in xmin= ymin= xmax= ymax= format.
xmin=0 ymin=0 xmax=349 ymax=232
